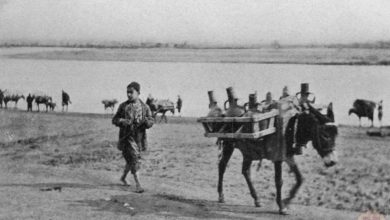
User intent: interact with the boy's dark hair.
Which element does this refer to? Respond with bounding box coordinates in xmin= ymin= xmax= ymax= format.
xmin=127 ymin=82 xmax=140 ymax=94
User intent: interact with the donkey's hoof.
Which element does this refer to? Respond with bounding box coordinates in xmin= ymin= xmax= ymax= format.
xmin=218 ymin=196 xmax=225 ymax=203
xmin=279 ymin=207 xmax=289 ymax=215
xmin=254 ymin=201 xmax=261 ymax=207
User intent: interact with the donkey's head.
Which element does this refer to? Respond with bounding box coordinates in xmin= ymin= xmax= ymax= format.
xmin=297 ymin=102 xmax=338 ymax=167
xmin=313 ymin=103 xmax=338 ymax=167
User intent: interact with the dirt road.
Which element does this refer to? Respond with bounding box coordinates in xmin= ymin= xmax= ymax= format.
xmin=0 ymin=110 xmax=387 ymax=219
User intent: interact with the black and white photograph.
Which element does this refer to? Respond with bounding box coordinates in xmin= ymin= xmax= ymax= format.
xmin=0 ymin=1 xmax=389 ymax=219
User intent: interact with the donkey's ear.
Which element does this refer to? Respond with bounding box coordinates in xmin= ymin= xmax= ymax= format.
xmin=327 ymin=102 xmax=335 ymax=122
xmin=328 ymin=102 xmax=333 ymax=111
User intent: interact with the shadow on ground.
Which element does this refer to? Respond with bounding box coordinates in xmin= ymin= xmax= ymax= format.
xmin=71 ymin=191 xmax=283 ymax=219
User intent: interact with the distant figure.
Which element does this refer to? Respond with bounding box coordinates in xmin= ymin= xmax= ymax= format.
xmin=260 ymin=92 xmax=277 ymax=112
xmin=102 ymin=99 xmax=118 ymax=113
xmin=378 ymin=100 xmax=383 ymax=127
xmin=146 ymin=94 xmax=153 ymax=107
xmin=62 ymin=90 xmax=72 ymax=112
xmin=176 ymin=95 xmax=182 ymax=116
xmin=349 ymin=99 xmax=376 ymax=127
xmin=0 ymin=89 xmax=4 ymax=108
xmin=112 ymin=82 xmax=154 ymax=193
xmin=26 ymin=94 xmax=34 ymax=112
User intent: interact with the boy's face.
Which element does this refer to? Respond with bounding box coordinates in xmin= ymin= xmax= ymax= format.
xmin=127 ymin=87 xmax=139 ymax=101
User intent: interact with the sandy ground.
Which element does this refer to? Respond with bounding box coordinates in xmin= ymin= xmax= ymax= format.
xmin=0 ymin=109 xmax=389 ymax=219
xmin=4 ymin=47 xmax=390 ymax=65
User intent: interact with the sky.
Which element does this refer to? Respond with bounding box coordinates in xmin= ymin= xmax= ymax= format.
xmin=1 ymin=0 xmax=390 ymax=45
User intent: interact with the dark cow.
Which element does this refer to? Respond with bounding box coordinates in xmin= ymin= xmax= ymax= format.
xmin=349 ymin=99 xmax=376 ymax=127
xmin=62 ymin=90 xmax=72 ymax=112
xmin=35 ymin=96 xmax=52 ymax=112
xmin=3 ymin=92 xmax=25 ymax=109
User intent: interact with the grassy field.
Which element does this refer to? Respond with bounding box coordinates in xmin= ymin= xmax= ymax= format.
xmin=4 ymin=47 xmax=390 ymax=65
xmin=0 ymin=109 xmax=389 ymax=219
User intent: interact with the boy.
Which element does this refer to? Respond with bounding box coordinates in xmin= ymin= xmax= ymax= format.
xmin=112 ymin=82 xmax=154 ymax=193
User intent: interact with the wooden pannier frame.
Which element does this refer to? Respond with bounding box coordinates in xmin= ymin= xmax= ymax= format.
xmin=197 ymin=109 xmax=279 ymax=139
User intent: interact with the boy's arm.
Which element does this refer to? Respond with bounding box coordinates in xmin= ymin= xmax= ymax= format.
xmin=143 ymin=105 xmax=154 ymax=129
xmin=112 ymin=103 xmax=125 ymax=127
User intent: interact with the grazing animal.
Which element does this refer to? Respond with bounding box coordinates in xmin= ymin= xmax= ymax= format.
xmin=0 ymin=89 xmax=4 ymax=108
xmin=62 ymin=90 xmax=71 ymax=112
xmin=146 ymin=98 xmax=175 ymax=123
xmin=35 ymin=96 xmax=52 ymax=112
xmin=102 ymin=99 xmax=118 ymax=113
xmin=3 ymin=92 xmax=25 ymax=109
xmin=47 ymin=102 xmax=56 ymax=111
xmin=349 ymin=99 xmax=376 ymax=127
xmin=217 ymin=103 xmax=338 ymax=214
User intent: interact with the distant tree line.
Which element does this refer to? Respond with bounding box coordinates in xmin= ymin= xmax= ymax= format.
xmin=1 ymin=40 xmax=389 ymax=49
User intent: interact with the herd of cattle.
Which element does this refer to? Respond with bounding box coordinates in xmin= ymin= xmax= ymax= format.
xmin=0 ymin=89 xmax=71 ymax=112
xmin=0 ymin=89 xmax=177 ymax=122
xmin=0 ymin=88 xmax=383 ymax=126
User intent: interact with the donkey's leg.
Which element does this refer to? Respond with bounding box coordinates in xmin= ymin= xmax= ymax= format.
xmin=274 ymin=161 xmax=286 ymax=214
xmin=283 ymin=156 xmax=303 ymax=207
xmin=218 ymin=143 xmax=234 ymax=203
xmin=242 ymin=159 xmax=260 ymax=207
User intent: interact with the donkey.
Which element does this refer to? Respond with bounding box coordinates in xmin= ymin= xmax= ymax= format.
xmin=217 ymin=103 xmax=338 ymax=214
xmin=102 ymin=99 xmax=118 ymax=113
xmin=146 ymin=98 xmax=175 ymax=123
xmin=35 ymin=96 xmax=52 ymax=112
xmin=62 ymin=90 xmax=72 ymax=112
xmin=3 ymin=93 xmax=25 ymax=109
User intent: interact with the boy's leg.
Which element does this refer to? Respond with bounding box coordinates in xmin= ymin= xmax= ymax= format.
xmin=127 ymin=139 xmax=144 ymax=193
xmin=120 ymin=164 xmax=130 ymax=186
xmin=120 ymin=148 xmax=131 ymax=186
xmin=133 ymin=171 xmax=144 ymax=193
